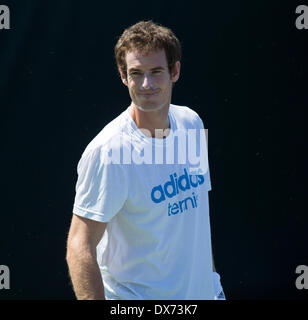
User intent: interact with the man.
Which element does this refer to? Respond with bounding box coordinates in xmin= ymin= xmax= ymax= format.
xmin=66 ymin=20 xmax=226 ymax=300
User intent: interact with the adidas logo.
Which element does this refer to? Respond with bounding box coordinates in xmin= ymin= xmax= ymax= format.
xmin=151 ymin=168 xmax=204 ymax=204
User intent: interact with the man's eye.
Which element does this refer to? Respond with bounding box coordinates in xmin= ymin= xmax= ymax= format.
xmin=130 ymin=72 xmax=141 ymax=76
xmin=152 ymin=70 xmax=162 ymax=74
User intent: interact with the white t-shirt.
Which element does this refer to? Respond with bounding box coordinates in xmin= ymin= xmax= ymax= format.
xmin=73 ymin=104 xmax=215 ymax=300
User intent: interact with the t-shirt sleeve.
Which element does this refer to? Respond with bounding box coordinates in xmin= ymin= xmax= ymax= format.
xmin=72 ymin=147 xmax=128 ymax=222
xmin=195 ymin=112 xmax=212 ymax=192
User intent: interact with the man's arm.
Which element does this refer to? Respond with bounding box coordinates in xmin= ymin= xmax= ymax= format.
xmin=66 ymin=214 xmax=107 ymax=300
xmin=211 ymin=248 xmax=226 ymax=299
xmin=212 ymin=252 xmax=216 ymax=272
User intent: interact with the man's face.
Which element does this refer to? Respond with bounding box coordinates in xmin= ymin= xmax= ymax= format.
xmin=120 ymin=49 xmax=180 ymax=112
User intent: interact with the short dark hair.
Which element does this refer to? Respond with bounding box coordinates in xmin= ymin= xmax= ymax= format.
xmin=114 ymin=20 xmax=181 ymax=78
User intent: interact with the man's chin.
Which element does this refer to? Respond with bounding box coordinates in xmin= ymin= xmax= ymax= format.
xmin=134 ymin=102 xmax=166 ymax=112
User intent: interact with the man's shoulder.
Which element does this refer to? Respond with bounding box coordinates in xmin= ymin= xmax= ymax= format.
xmin=170 ymin=104 xmax=204 ymax=128
xmin=81 ymin=108 xmax=130 ymax=158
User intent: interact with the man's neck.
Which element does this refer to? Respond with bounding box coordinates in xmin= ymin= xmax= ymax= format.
xmin=129 ymin=103 xmax=171 ymax=139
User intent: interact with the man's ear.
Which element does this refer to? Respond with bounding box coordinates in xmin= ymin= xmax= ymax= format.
xmin=171 ymin=61 xmax=181 ymax=83
xmin=119 ymin=68 xmax=128 ymax=86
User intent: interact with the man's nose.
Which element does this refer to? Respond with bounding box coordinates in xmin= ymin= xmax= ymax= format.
xmin=141 ymin=73 xmax=153 ymax=90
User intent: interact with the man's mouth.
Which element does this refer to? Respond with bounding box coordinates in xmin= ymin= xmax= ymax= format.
xmin=139 ymin=92 xmax=159 ymax=97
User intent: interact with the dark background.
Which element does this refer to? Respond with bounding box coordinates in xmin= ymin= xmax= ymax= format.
xmin=0 ymin=0 xmax=307 ymax=299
